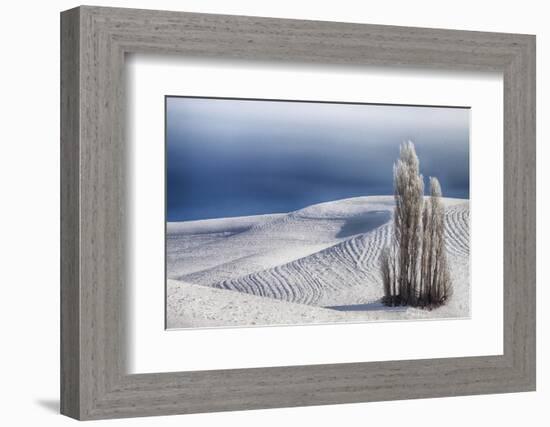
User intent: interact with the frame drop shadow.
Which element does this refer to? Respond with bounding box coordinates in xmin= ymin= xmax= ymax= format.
xmin=35 ymin=399 xmax=59 ymax=414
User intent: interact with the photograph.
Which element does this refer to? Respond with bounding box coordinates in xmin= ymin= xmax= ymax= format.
xmin=165 ymin=96 xmax=471 ymax=329
xmin=54 ymin=3 xmax=537 ymax=421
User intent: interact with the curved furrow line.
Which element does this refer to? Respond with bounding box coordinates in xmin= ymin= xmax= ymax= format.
xmin=252 ymin=268 xmax=274 ymax=298
xmin=266 ymin=267 xmax=290 ymax=301
xmin=445 ymin=224 xmax=468 ymax=255
xmin=445 ymin=230 xmax=469 ymax=257
xmin=347 ymin=237 xmax=363 ymax=265
xmin=444 ymin=209 xmax=465 ymax=243
xmin=210 ymin=202 xmax=469 ymax=307
xmin=347 ymin=244 xmax=374 ymax=283
xmin=256 ymin=268 xmax=279 ymax=300
xmin=356 ymin=225 xmax=387 ymax=274
xmin=323 ymin=244 xmax=369 ymax=293
xmin=456 ymin=210 xmax=470 ymax=248
xmin=224 ymin=274 xmax=253 ymax=295
xmin=243 ymin=274 xmax=266 ymax=298
xmin=272 ymin=265 xmax=299 ymax=301
xmin=281 ymin=263 xmax=309 ymax=302
xmin=299 ymin=253 xmax=334 ymax=305
xmin=362 ymin=239 xmax=380 ymax=269
xmin=356 ymin=222 xmax=390 ymax=269
xmin=446 ymin=207 xmax=469 ymax=238
xmin=444 ymin=207 xmax=470 ymax=256
xmin=304 ymin=268 xmax=327 ymax=305
xmin=278 ymin=262 xmax=310 ymax=304
xmin=216 ymin=276 xmax=236 ymax=292
xmin=252 ymin=274 xmax=271 ymax=298
xmin=329 ymin=249 xmax=355 ymax=288
xmin=447 ymin=206 xmax=469 ymax=235
xmin=346 ymin=240 xmax=365 ymax=272
xmin=366 ymin=222 xmax=392 ymax=262
xmin=273 ymin=270 xmax=292 ymax=300
xmin=311 ymin=251 xmax=343 ymax=293
xmin=288 ymin=242 xmax=360 ymax=305
xmin=298 ymin=254 xmax=329 ymax=294
xmin=355 ymin=239 xmax=382 ymax=284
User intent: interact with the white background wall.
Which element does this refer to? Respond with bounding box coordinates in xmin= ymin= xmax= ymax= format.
xmin=0 ymin=0 xmax=546 ymax=425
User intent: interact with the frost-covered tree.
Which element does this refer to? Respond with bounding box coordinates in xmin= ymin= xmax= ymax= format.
xmin=421 ymin=177 xmax=451 ymax=305
xmin=393 ymin=141 xmax=424 ymax=305
xmin=380 ymin=142 xmax=451 ymax=308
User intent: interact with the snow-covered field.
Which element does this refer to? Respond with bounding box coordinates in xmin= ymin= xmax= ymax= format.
xmin=167 ymin=196 xmax=470 ymax=329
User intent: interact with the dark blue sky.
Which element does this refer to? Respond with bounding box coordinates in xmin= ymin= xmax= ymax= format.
xmin=166 ymin=97 xmax=470 ymax=222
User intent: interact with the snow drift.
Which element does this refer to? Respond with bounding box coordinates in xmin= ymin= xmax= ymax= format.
xmin=167 ymin=196 xmax=470 ymax=328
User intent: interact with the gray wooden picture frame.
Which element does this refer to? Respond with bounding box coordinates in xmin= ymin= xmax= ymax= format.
xmin=60 ymin=5 xmax=536 ymax=420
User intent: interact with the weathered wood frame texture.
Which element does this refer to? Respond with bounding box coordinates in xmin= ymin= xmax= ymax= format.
xmin=60 ymin=5 xmax=536 ymax=420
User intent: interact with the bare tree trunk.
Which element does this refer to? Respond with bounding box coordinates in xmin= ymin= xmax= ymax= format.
xmin=381 ymin=247 xmax=392 ymax=303
xmin=391 ymin=242 xmax=398 ymax=303
xmin=380 ymin=239 xmax=400 ymax=306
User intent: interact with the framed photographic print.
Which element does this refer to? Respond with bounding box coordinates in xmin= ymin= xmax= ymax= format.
xmin=165 ymin=96 xmax=471 ymax=329
xmin=61 ymin=6 xmax=536 ymax=420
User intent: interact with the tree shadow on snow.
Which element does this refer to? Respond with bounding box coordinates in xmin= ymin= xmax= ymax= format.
xmin=327 ymin=301 xmax=407 ymax=312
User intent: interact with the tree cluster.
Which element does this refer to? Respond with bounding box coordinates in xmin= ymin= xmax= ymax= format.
xmin=381 ymin=141 xmax=451 ymax=308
